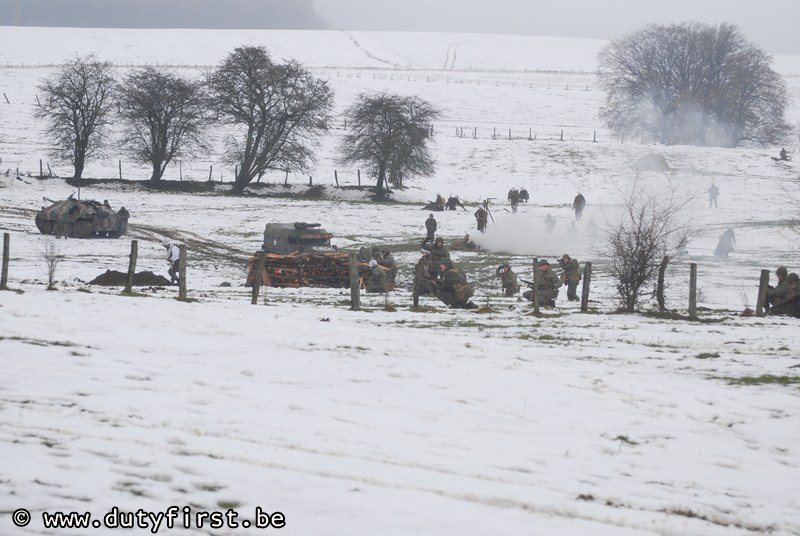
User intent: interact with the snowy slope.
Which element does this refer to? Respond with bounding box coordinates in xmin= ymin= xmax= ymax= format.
xmin=1 ymin=27 xmax=800 ymax=536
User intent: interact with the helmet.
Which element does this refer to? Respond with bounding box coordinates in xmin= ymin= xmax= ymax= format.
xmin=561 ymin=254 xmax=570 ymax=260
xmin=434 ymin=237 xmax=444 ymax=245
xmin=787 ymin=273 xmax=799 ymax=283
xmin=420 ymin=249 xmax=430 ymax=255
xmin=368 ymin=259 xmax=378 ymax=268
xmin=538 ymin=259 xmax=549 ymax=266
xmin=161 ymin=238 xmax=170 ymax=247
xmin=429 ymin=213 xmax=434 ymax=218
xmin=440 ymin=258 xmax=453 ymax=268
xmin=776 ymin=266 xmax=788 ymax=277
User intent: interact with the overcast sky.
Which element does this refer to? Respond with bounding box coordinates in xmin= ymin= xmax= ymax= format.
xmin=313 ymin=0 xmax=800 ymax=55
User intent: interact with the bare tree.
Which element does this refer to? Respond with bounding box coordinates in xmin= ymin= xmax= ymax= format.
xmin=339 ymin=93 xmax=439 ymax=199
xmin=599 ymin=23 xmax=790 ymax=148
xmin=207 ymin=46 xmax=333 ymax=194
xmin=601 ymin=177 xmax=692 ymax=312
xmin=117 ymin=67 xmax=207 ymax=182
xmin=36 ymin=55 xmax=115 ymax=179
xmin=42 ymin=238 xmax=62 ymax=290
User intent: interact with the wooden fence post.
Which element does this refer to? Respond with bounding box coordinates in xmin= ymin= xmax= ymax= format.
xmin=284 ymin=169 xmax=289 ymax=185
xmin=208 ymin=165 xmax=213 ymax=181
xmin=412 ymin=260 xmax=423 ymax=308
xmin=118 ymin=160 xmax=122 ymax=180
xmin=530 ymin=258 xmax=540 ymax=315
xmin=1 ymin=233 xmax=9 ymax=291
xmin=39 ymin=159 xmax=43 ymax=178
xmin=508 ymin=128 xmax=511 ymax=140
xmin=334 ymin=170 xmax=339 ymax=187
xmin=688 ymin=263 xmax=698 ymax=318
xmin=656 ymin=256 xmax=669 ymax=312
xmin=178 ymin=245 xmax=187 ymax=301
xmin=251 ymin=252 xmax=266 ymax=305
xmin=593 ymin=131 xmax=597 ymax=142
xmin=755 ymin=269 xmax=770 ymax=317
xmin=348 ymin=252 xmax=360 ymax=311
xmin=124 ymin=240 xmax=138 ymax=293
xmin=560 ymin=130 xmax=564 ymax=141
xmin=357 ymin=169 xmax=361 ymax=187
xmin=308 ymin=176 xmax=313 ymax=186
xmin=580 ymin=262 xmax=592 ymax=312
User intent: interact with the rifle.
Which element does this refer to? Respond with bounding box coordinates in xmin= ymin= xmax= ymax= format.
xmin=520 ymin=278 xmax=536 ymax=287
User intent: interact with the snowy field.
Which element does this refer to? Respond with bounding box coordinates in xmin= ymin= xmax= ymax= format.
xmin=1 ymin=27 xmax=800 ymax=535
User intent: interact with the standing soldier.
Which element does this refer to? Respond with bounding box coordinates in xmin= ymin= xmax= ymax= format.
xmin=558 ymin=254 xmax=581 ymax=301
xmin=522 ymin=259 xmax=561 ymax=307
xmin=707 ymin=183 xmax=720 ymax=208
xmin=573 ymin=193 xmax=586 ymax=221
xmin=496 ymin=263 xmax=520 ymax=297
xmin=475 ymin=205 xmax=488 ymax=232
xmin=424 ymin=214 xmax=437 ymax=245
xmin=433 ymin=258 xmax=476 ymax=309
xmin=508 ymin=188 xmax=520 ymax=214
xmin=162 ymin=238 xmax=180 ymax=285
xmin=543 ymin=214 xmax=557 ymax=233
xmin=415 ymin=249 xmax=433 ymax=295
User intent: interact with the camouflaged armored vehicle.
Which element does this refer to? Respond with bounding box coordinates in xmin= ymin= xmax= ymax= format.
xmin=261 ymin=222 xmax=337 ymax=254
xmin=35 ymin=197 xmax=129 ymax=238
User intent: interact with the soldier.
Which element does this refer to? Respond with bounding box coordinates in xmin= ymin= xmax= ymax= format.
xmin=522 ymin=259 xmax=561 ymax=307
xmin=714 ymin=228 xmax=735 ymax=257
xmin=573 ymin=193 xmax=586 ymax=221
xmin=475 ymin=206 xmax=488 ymax=232
xmin=433 ymin=258 xmax=476 ymax=309
xmin=707 ymin=182 xmax=720 ymax=208
xmin=435 ymin=194 xmax=445 ymax=211
xmin=558 ymin=254 xmax=581 ymax=301
xmin=415 ymin=249 xmax=433 ymax=295
xmin=519 ymin=187 xmax=529 ymax=203
xmin=496 ymin=263 xmax=520 ymax=297
xmin=543 ymin=214 xmax=556 ymax=233
xmin=766 ymin=266 xmax=790 ymax=308
xmin=446 ymin=196 xmax=464 ymax=211
xmin=779 ymin=148 xmax=789 ymax=161
xmin=766 ymin=272 xmax=798 ymax=317
xmin=508 ymin=188 xmax=520 ymax=214
xmin=424 ymin=214 xmax=437 ymax=245
xmin=366 ymin=259 xmax=390 ymax=293
xmin=162 ymin=238 xmax=180 ymax=285
xmin=379 ymin=250 xmax=398 ymax=284
xmin=424 ymin=237 xmax=450 ymax=278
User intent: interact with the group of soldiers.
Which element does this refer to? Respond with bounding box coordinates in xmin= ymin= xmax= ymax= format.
xmin=416 ymin=237 xmax=477 ymax=308
xmin=766 ymin=266 xmax=800 ymax=317
xmin=507 ymin=187 xmax=530 ymax=214
xmin=496 ymin=254 xmax=581 ymax=307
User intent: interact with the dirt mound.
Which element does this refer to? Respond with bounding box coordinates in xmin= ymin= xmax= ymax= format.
xmin=633 ymin=153 xmax=671 ymax=171
xmin=89 ymin=270 xmax=171 ymax=286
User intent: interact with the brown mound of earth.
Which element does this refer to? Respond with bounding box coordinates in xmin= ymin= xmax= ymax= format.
xmin=89 ymin=270 xmax=171 ymax=286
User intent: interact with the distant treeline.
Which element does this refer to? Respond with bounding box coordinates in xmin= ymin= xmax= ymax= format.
xmin=0 ymin=0 xmax=329 ymax=29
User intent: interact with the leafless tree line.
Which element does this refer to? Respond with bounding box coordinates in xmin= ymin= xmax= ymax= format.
xmin=34 ymin=48 xmax=439 ymax=196
xmin=599 ymin=22 xmax=790 ymax=148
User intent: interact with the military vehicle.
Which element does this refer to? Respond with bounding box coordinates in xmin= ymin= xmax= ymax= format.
xmin=35 ymin=197 xmax=129 ymax=238
xmin=261 ymin=222 xmax=337 ymax=254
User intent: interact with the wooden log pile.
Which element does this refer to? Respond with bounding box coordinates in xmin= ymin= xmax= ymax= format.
xmin=246 ymin=252 xmax=369 ymax=288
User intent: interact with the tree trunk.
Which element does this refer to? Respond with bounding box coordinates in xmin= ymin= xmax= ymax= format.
xmin=73 ymin=159 xmax=85 ymax=180
xmin=150 ymin=162 xmax=162 ymax=182
xmin=375 ymin=166 xmax=386 ymax=199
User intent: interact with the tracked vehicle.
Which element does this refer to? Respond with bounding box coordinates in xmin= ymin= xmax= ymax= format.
xmin=35 ymin=197 xmax=129 ymax=238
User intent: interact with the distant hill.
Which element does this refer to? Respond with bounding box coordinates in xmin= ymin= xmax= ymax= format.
xmin=0 ymin=0 xmax=329 ymax=29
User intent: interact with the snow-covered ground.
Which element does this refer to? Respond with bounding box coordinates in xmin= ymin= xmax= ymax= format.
xmin=1 ymin=28 xmax=800 ymax=535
